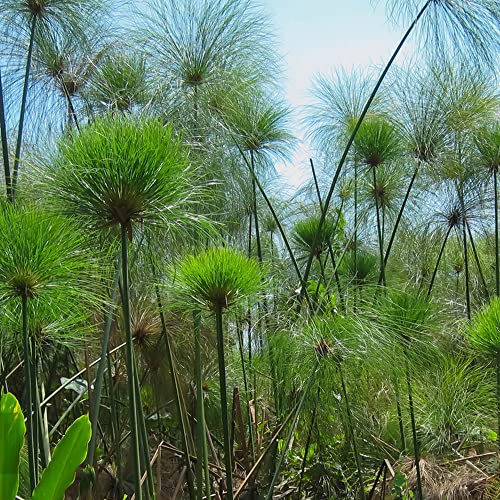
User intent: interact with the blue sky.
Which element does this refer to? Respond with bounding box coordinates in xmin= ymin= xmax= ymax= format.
xmin=259 ymin=0 xmax=415 ymax=188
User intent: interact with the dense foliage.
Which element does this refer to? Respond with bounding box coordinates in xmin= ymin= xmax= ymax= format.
xmin=0 ymin=0 xmax=499 ymax=499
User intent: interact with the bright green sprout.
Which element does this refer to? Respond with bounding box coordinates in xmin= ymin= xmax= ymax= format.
xmin=174 ymin=247 xmax=263 ymax=312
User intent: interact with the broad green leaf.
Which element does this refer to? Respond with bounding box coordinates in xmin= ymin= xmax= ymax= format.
xmin=32 ymin=414 xmax=91 ymax=500
xmin=0 ymin=392 xmax=26 ymax=500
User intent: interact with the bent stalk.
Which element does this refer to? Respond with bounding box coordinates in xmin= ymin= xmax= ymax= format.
xmin=301 ymin=0 xmax=432 ymax=293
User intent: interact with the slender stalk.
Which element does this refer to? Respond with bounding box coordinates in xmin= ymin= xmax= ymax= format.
xmin=133 ymin=352 xmax=154 ymax=498
xmin=373 ymin=168 xmax=386 ymax=287
xmin=30 ymin=336 xmax=40 ymax=480
xmin=310 ymin=158 xmax=322 ymax=209
xmin=393 ymin=376 xmax=406 ymax=451
xmin=247 ymin=211 xmax=252 ymax=257
xmin=317 ymin=255 xmax=328 ymax=293
xmin=382 ymin=205 xmax=386 ymax=250
xmin=49 ymin=391 xmax=83 ymax=438
xmin=310 ymin=158 xmax=344 ymax=307
xmin=203 ymin=417 xmax=211 ymax=500
xmin=462 ymin=216 xmax=471 ymax=320
xmin=338 ymin=363 xmax=365 ymax=499
xmin=155 ymin=285 xmax=196 ymax=500
xmin=107 ymin=348 xmax=124 ymax=498
xmin=215 ymin=305 xmax=233 ymax=500
xmin=194 ymin=313 xmax=203 ymax=500
xmin=194 ymin=310 xmax=209 ymax=500
xmin=297 ymin=386 xmax=320 ymax=498
xmin=380 ymin=163 xmax=420 ymax=283
xmin=0 ymin=69 xmax=12 ymax=201
xmin=251 ymin=152 xmax=262 ymax=262
xmin=427 ymin=225 xmax=453 ymax=297
xmin=87 ymin=258 xmax=120 ymax=464
xmin=230 ymin=136 xmax=310 ymax=307
xmin=236 ymin=321 xmax=255 ymax=464
xmin=121 ymin=224 xmax=142 ymax=500
xmin=12 ymin=15 xmax=37 ymax=198
xmin=40 ymin=341 xmax=127 ymax=409
xmin=22 ymin=293 xmax=36 ymax=493
xmin=300 ymin=0 xmax=432 ymax=293
xmin=368 ymin=461 xmax=386 ymax=500
xmin=497 ymin=351 xmax=500 ymax=448
xmin=354 ymin=158 xmax=358 ymax=312
xmin=265 ymin=359 xmax=320 ymax=500
xmin=494 ymin=169 xmax=499 ymax=296
xmin=404 ymin=354 xmax=423 ymax=500
xmin=234 ymin=401 xmax=300 ymax=499
xmin=466 ymin=220 xmax=489 ymax=299
xmin=61 ymin=81 xmax=80 ymax=132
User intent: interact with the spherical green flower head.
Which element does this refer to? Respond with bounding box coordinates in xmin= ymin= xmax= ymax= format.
xmin=174 ymin=247 xmax=263 ymax=311
xmin=0 ymin=205 xmax=94 ymax=302
xmin=292 ymin=214 xmax=337 ymax=259
xmin=475 ymin=123 xmax=500 ymax=175
xmin=46 ymin=115 xmax=201 ymax=238
xmin=378 ymin=289 xmax=434 ymax=344
xmin=352 ymin=114 xmax=401 ymax=168
xmin=0 ymin=293 xmax=95 ymax=353
xmin=307 ymin=315 xmax=359 ymax=364
xmin=468 ymin=297 xmax=500 ymax=355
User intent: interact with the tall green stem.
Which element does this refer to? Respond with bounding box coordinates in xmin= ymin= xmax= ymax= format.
xmin=251 ymin=152 xmax=262 ymax=262
xmin=61 ymin=82 xmax=80 ymax=132
xmin=310 ymin=158 xmax=344 ymax=308
xmin=494 ymin=169 xmax=499 ymax=296
xmin=12 ymin=15 xmax=37 ymax=198
xmin=30 ymin=334 xmax=40 ymax=483
xmin=461 ymin=216 xmax=471 ymax=320
xmin=373 ymin=168 xmax=385 ymax=287
xmin=354 ymin=158 xmax=359 ymax=311
xmin=496 ymin=351 xmax=500 ymax=449
xmin=380 ymin=163 xmax=420 ymax=284
xmin=427 ymin=225 xmax=453 ymax=297
xmin=22 ymin=293 xmax=36 ymax=493
xmin=338 ymin=363 xmax=365 ymax=499
xmin=300 ymin=0 xmax=432 ymax=293
xmin=393 ymin=376 xmax=406 ymax=451
xmin=231 ymin=137 xmax=309 ymax=307
xmin=236 ymin=322 xmax=255 ymax=464
xmin=194 ymin=311 xmax=209 ymax=500
xmin=121 ymin=224 xmax=142 ymax=500
xmin=194 ymin=312 xmax=203 ymax=500
xmin=266 ymin=359 xmax=320 ymax=500
xmin=247 ymin=211 xmax=252 ymax=257
xmin=133 ymin=352 xmax=154 ymax=498
xmin=155 ymin=285 xmax=196 ymax=500
xmin=466 ymin=221 xmax=489 ymax=299
xmin=297 ymin=386 xmax=320 ymax=498
xmin=404 ymin=353 xmax=423 ymax=500
xmin=107 ymin=347 xmax=124 ymax=498
xmin=0 ymin=69 xmax=12 ymax=201
xmin=215 ymin=305 xmax=233 ymax=499
xmin=87 ymin=258 xmax=120 ymax=465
